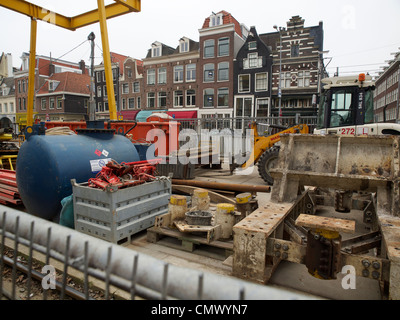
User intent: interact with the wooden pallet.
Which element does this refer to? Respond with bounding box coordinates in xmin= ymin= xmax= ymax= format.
xmin=147 ymin=225 xmax=233 ymax=254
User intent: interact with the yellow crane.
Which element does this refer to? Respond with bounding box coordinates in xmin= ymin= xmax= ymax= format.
xmin=0 ymin=0 xmax=141 ymax=127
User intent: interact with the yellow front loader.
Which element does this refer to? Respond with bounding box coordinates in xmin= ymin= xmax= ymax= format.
xmin=234 ymin=122 xmax=309 ymax=184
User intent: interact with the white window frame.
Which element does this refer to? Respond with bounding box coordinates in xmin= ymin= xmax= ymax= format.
xmin=255 ymin=72 xmax=268 ymax=92
xmin=186 ymin=64 xmax=196 ymax=82
xmin=204 ymin=63 xmax=215 ymax=82
xmin=158 ymin=67 xmax=167 ymax=84
xmin=218 ymin=37 xmax=229 ymax=57
xmin=186 ymin=89 xmax=196 ymax=107
xmin=210 ymin=13 xmax=223 ymax=27
xmin=147 ymin=69 xmax=155 ymax=85
xmin=238 ymin=74 xmax=251 ymax=93
xmin=174 ymin=90 xmax=184 ymax=107
xmin=41 ymin=98 xmax=47 ymax=110
xmin=204 ymin=39 xmax=215 ymax=58
xmin=174 ymin=65 xmax=184 ymax=83
xmin=218 ymin=62 xmax=229 ymax=82
xmin=147 ymin=92 xmax=155 ymax=108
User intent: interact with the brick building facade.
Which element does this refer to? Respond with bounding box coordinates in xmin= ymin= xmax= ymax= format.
xmin=374 ymin=52 xmax=400 ymax=123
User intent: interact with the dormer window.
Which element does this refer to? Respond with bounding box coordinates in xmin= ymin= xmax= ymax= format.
xmin=210 ymin=13 xmax=223 ymax=27
xmin=179 ymin=38 xmax=189 ymax=53
xmin=151 ymin=42 xmax=162 ymax=57
xmin=48 ymin=80 xmax=60 ymax=91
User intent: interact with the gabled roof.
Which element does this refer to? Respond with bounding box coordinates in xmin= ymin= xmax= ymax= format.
xmin=110 ymin=52 xmax=129 ymax=76
xmin=36 ymin=72 xmax=90 ymax=96
xmin=201 ymin=10 xmax=243 ymax=37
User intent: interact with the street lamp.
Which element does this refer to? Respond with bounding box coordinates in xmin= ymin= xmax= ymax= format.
xmin=273 ymin=25 xmax=285 ymax=121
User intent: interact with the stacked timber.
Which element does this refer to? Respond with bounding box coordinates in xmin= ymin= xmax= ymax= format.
xmin=0 ymin=169 xmax=22 ymax=206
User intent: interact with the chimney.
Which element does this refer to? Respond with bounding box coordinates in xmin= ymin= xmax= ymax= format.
xmin=48 ymin=63 xmax=55 ymax=76
xmin=79 ymin=60 xmax=86 ymax=74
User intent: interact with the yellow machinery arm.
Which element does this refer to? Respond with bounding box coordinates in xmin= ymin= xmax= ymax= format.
xmin=240 ymin=122 xmax=309 ymax=170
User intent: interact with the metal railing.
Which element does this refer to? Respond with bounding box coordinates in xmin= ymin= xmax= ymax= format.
xmin=0 ymin=205 xmax=318 ymax=300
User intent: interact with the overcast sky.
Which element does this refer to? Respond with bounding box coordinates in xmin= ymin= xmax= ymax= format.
xmin=1 ymin=0 xmax=399 ymax=78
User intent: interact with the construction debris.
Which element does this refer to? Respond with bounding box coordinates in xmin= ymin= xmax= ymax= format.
xmin=0 ymin=169 xmax=22 ymax=206
xmin=88 ymin=158 xmax=161 ymax=191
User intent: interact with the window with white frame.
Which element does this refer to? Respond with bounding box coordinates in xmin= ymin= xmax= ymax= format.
xmin=147 ymin=92 xmax=155 ymax=108
xmin=248 ymin=41 xmax=257 ymax=50
xmin=297 ymin=71 xmax=310 ymax=87
xmin=57 ymin=97 xmax=62 ymax=109
xmin=256 ymin=98 xmax=269 ymax=117
xmin=137 ymin=97 xmax=141 ymax=108
xmin=204 ymin=64 xmax=215 ymax=82
xmin=210 ymin=13 xmax=223 ymax=27
xmin=239 ymin=74 xmax=250 ymax=92
xmin=41 ymin=98 xmax=46 ymax=110
xmin=217 ymin=88 xmax=229 ymax=107
xmin=152 ymin=43 xmax=161 ymax=57
xmin=186 ymin=64 xmax=196 ymax=82
xmin=158 ymin=67 xmax=167 ymax=84
xmin=128 ymin=98 xmax=135 ymax=109
xmin=9 ymin=102 xmax=13 ymax=112
xmin=218 ymin=62 xmax=229 ymax=81
xmin=204 ymin=89 xmax=214 ymax=107
xmin=133 ymin=82 xmax=140 ymax=93
xmin=49 ymin=98 xmax=55 ymax=109
xmin=281 ymin=72 xmax=291 ymax=88
xmin=255 ymin=73 xmax=268 ymax=91
xmin=147 ymin=69 xmax=155 ymax=85
xmin=3 ymin=103 xmax=7 ymax=113
xmin=179 ymin=38 xmax=189 ymax=53
xmin=186 ymin=90 xmax=196 ymax=107
xmin=122 ymin=98 xmax=126 ymax=110
xmin=204 ymin=39 xmax=214 ymax=58
xmin=158 ymin=92 xmax=167 ymax=108
xmin=122 ymin=83 xmax=129 ymax=94
xmin=218 ymin=38 xmax=229 ymax=56
xmin=174 ymin=90 xmax=183 ymax=107
xmin=174 ymin=65 xmax=184 ymax=83
xmin=243 ymin=52 xmax=262 ymax=69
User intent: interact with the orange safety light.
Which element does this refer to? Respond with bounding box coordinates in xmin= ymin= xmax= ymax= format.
xmin=358 ymin=73 xmax=366 ymax=82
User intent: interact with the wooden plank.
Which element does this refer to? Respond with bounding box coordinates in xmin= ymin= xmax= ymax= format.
xmin=147 ymin=226 xmax=233 ymax=251
xmin=234 ymin=202 xmax=293 ymax=235
xmin=295 ymin=213 xmax=356 ymax=233
xmin=174 ymin=220 xmax=221 ymax=243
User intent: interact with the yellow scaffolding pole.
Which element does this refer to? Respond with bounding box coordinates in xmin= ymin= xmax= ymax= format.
xmin=98 ymin=0 xmax=117 ymax=120
xmin=26 ymin=17 xmax=37 ymax=127
xmin=0 ymin=0 xmax=141 ymax=124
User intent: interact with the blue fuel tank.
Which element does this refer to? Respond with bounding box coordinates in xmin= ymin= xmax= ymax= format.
xmin=16 ymin=122 xmax=140 ymax=221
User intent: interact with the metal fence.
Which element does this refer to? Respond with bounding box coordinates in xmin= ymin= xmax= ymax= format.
xmin=0 ymin=205 xmax=318 ymax=300
xmin=175 ymin=116 xmax=318 ymax=134
xmin=168 ymin=116 xmax=317 ymax=159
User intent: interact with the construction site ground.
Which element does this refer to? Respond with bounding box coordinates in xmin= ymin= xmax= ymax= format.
xmin=122 ymin=163 xmax=382 ymax=300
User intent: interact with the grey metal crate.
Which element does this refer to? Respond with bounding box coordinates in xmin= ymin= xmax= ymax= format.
xmin=72 ymin=178 xmax=171 ymax=243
